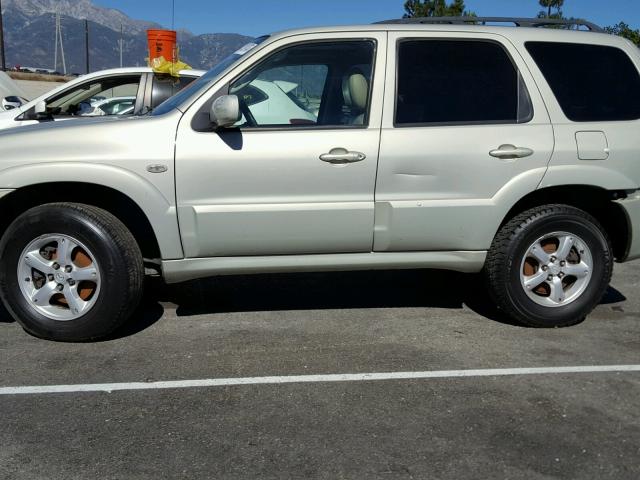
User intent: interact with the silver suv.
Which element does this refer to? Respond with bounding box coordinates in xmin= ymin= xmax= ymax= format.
xmin=1 ymin=18 xmax=639 ymax=341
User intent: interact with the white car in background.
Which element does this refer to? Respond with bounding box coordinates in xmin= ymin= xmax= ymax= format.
xmin=0 ymin=67 xmax=204 ymax=131
xmin=79 ymin=96 xmax=137 ymax=116
xmin=234 ymin=79 xmax=318 ymax=125
xmin=0 ymin=71 xmax=29 ymax=112
xmin=1 ymin=95 xmax=26 ymax=111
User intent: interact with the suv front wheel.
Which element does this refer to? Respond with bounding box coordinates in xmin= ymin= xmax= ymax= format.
xmin=0 ymin=203 xmax=144 ymax=341
xmin=485 ymin=204 xmax=613 ymax=327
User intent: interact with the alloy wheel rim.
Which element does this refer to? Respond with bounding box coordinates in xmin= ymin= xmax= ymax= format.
xmin=519 ymin=231 xmax=593 ymax=308
xmin=18 ymin=234 xmax=101 ymax=321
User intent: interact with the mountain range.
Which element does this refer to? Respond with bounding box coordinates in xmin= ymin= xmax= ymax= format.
xmin=1 ymin=0 xmax=252 ymax=72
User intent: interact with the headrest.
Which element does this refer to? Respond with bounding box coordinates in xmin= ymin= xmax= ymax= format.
xmin=342 ymin=70 xmax=369 ymax=111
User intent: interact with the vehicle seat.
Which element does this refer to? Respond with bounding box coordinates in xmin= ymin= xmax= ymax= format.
xmin=342 ymin=70 xmax=369 ymax=125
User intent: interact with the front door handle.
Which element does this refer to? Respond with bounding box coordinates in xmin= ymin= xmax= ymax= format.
xmin=489 ymin=144 xmax=534 ymax=160
xmin=320 ymin=148 xmax=366 ymax=164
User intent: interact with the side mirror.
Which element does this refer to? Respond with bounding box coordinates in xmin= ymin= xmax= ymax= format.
xmin=2 ymin=96 xmax=23 ymax=111
xmin=209 ymin=95 xmax=241 ymax=128
xmin=34 ymin=100 xmax=47 ymax=115
xmin=32 ymin=100 xmax=55 ymax=121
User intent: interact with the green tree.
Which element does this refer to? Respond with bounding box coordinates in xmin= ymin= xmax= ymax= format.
xmin=605 ymin=22 xmax=640 ymax=45
xmin=404 ymin=0 xmax=474 ymax=18
xmin=538 ymin=0 xmax=564 ymax=19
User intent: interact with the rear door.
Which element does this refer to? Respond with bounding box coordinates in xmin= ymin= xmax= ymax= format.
xmin=374 ymin=32 xmax=555 ymax=252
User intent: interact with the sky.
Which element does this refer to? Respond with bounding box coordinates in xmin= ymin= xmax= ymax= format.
xmin=94 ymin=0 xmax=640 ymax=37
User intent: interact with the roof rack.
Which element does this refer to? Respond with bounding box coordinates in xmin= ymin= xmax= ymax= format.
xmin=375 ymin=17 xmax=604 ymax=33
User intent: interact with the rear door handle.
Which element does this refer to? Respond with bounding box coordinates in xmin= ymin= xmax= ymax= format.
xmin=489 ymin=144 xmax=534 ymax=159
xmin=320 ymin=148 xmax=366 ymax=164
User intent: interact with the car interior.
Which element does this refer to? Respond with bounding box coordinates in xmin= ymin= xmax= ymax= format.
xmin=45 ymin=75 xmax=141 ymax=117
xmin=229 ymin=40 xmax=375 ymax=128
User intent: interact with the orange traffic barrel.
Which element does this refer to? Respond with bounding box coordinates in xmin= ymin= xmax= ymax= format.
xmin=147 ymin=29 xmax=177 ymax=63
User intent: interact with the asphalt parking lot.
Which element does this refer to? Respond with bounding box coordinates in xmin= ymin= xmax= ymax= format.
xmin=1 ymin=261 xmax=639 ymax=479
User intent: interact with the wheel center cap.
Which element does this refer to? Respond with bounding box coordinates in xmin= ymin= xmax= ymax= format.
xmin=548 ymin=263 xmax=561 ymax=276
xmin=55 ymin=272 xmax=65 ymax=283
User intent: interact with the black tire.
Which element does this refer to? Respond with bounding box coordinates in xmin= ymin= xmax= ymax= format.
xmin=484 ymin=204 xmax=613 ymax=328
xmin=0 ymin=203 xmax=144 ymax=341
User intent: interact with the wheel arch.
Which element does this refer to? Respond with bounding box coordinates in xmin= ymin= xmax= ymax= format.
xmin=0 ymin=162 xmax=184 ymax=260
xmin=0 ymin=182 xmax=171 ymax=261
xmin=500 ymin=185 xmax=631 ymax=261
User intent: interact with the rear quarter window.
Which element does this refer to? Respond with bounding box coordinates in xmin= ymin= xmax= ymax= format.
xmin=526 ymin=42 xmax=640 ymax=122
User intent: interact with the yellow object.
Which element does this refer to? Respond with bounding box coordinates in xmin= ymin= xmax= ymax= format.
xmin=149 ymin=55 xmax=192 ymax=77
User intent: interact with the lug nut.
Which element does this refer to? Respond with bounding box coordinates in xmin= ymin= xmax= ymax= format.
xmin=65 ymin=265 xmax=72 ymax=273
xmin=558 ymin=272 xmax=565 ymax=278
xmin=547 ymin=275 xmax=553 ymax=281
xmin=52 ymin=263 xmax=60 ymax=270
xmin=68 ymin=279 xmax=76 ymax=286
xmin=56 ymin=284 xmax=64 ymax=291
xmin=560 ymin=261 xmax=566 ymax=267
xmin=550 ymin=256 xmax=557 ymax=263
xmin=48 ymin=274 xmax=54 ymax=281
xmin=542 ymin=265 xmax=548 ymax=271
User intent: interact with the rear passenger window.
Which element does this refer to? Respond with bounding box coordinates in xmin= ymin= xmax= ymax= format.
xmin=526 ymin=42 xmax=640 ymax=122
xmin=395 ymin=40 xmax=532 ymax=126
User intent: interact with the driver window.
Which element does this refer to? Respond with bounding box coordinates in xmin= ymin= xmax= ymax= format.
xmin=46 ymin=75 xmax=141 ymax=117
xmin=229 ymin=40 xmax=375 ymax=128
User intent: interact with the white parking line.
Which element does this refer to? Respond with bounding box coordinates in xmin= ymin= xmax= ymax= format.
xmin=1 ymin=365 xmax=639 ymax=396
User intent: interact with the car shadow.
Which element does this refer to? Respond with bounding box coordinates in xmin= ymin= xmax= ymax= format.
xmin=600 ymin=285 xmax=627 ymax=305
xmin=141 ymin=269 xmax=628 ymax=328
xmin=169 ymin=270 xmax=475 ymax=313
xmin=0 ymin=303 xmax=11 ymax=323
xmin=1 ymin=270 xmax=629 ymax=338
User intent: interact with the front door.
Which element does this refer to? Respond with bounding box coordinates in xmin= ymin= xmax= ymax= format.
xmin=175 ymin=33 xmax=387 ymax=257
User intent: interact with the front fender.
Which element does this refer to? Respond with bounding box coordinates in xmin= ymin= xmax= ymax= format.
xmin=0 ymin=162 xmax=184 ymax=259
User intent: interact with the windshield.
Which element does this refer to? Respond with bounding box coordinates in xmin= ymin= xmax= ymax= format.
xmin=152 ymin=36 xmax=269 ymax=116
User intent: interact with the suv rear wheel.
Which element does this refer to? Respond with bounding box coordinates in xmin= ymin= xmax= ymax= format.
xmin=485 ymin=205 xmax=613 ymax=327
xmin=0 ymin=203 xmax=144 ymax=341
